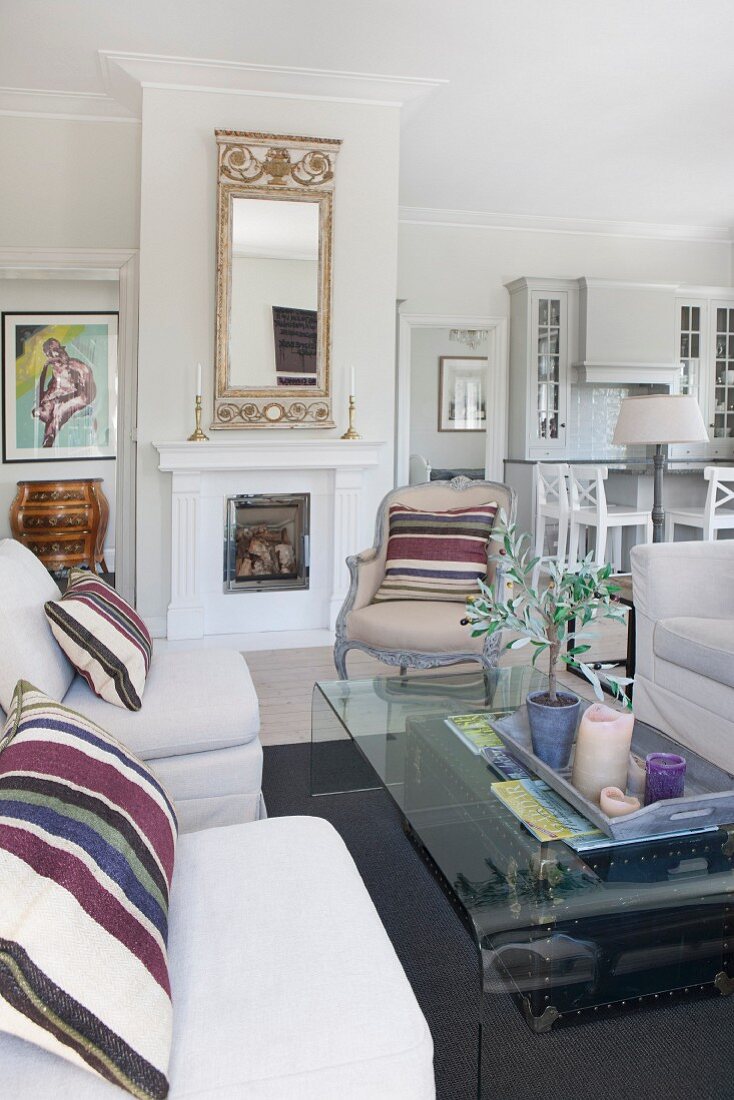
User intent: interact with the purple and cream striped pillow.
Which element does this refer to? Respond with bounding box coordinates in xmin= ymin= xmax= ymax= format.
xmin=45 ymin=570 xmax=152 ymax=711
xmin=0 ymin=681 xmax=177 ymax=1098
xmin=372 ymin=500 xmax=498 ymax=603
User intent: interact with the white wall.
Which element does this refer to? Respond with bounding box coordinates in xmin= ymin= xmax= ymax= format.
xmin=136 ymin=88 xmax=400 ymax=627
xmin=230 ymin=256 xmax=317 ymax=387
xmin=0 ymin=278 xmax=117 ymax=556
xmin=398 ymin=222 xmax=732 ymax=316
xmin=409 ymin=326 xmax=486 ymax=469
xmin=0 ymin=116 xmax=140 ymax=249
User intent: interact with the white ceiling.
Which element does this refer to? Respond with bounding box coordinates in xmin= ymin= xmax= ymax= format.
xmin=2 ymin=0 xmax=734 ymax=229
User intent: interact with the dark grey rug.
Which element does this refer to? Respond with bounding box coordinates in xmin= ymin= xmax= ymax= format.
xmin=263 ymin=744 xmax=733 ymax=1100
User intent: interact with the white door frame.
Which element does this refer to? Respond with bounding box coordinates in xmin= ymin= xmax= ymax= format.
xmin=0 ymin=247 xmax=139 ymax=603
xmin=396 ymin=311 xmax=508 ymax=486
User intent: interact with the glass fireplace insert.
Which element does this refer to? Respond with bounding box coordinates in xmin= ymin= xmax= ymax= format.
xmin=224 ymin=493 xmax=310 ymax=593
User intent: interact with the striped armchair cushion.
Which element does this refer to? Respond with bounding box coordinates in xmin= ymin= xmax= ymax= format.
xmin=45 ymin=570 xmax=152 ymax=711
xmin=372 ymin=500 xmax=498 ymax=603
xmin=0 ymin=681 xmax=177 ymax=1098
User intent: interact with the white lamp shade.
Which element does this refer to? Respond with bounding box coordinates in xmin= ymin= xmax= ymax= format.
xmin=612 ymin=394 xmax=709 ymax=445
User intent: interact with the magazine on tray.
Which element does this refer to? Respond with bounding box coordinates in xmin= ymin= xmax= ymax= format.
xmin=492 ymin=778 xmax=716 ymax=852
xmin=482 ymin=746 xmax=535 ymax=782
xmin=444 ymin=711 xmax=515 ymax=753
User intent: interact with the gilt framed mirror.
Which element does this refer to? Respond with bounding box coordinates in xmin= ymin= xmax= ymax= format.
xmin=213 ymin=130 xmax=341 ymax=429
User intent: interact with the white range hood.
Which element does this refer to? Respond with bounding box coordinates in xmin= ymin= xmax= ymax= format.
xmin=572 ymin=277 xmax=679 ymax=386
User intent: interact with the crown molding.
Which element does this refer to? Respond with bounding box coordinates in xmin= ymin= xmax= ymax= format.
xmin=0 ymin=85 xmax=139 ymax=122
xmin=0 ymin=247 xmax=138 ymax=280
xmin=678 ymin=284 xmax=734 ymax=298
xmin=504 ymin=276 xmax=579 ymax=294
xmin=399 ymin=205 xmax=734 ymax=244
xmin=99 ymin=51 xmax=447 ymax=116
xmin=578 ymin=277 xmax=681 ymax=291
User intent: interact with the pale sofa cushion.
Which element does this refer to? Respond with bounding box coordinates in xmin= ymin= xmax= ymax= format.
xmin=347 ymin=599 xmax=483 ymax=654
xmin=0 ymin=816 xmax=435 ymax=1100
xmin=0 ymin=539 xmax=73 ymax=711
xmin=64 ymin=648 xmax=260 ymax=760
xmin=654 ymin=617 xmax=734 ymax=690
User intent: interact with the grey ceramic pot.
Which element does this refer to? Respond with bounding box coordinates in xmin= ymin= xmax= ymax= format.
xmin=526 ymin=689 xmax=581 ymax=770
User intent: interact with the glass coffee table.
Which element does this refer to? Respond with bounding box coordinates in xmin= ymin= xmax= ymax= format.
xmin=312 ymin=668 xmax=734 ymax=1089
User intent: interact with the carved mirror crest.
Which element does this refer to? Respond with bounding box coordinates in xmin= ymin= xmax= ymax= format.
xmin=213 ymin=130 xmax=341 ymax=429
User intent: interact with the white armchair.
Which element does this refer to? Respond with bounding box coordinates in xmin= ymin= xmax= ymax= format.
xmin=334 ymin=477 xmax=515 ymax=678
xmin=409 ymin=453 xmax=432 ymax=484
xmin=630 ymin=540 xmax=734 ymax=774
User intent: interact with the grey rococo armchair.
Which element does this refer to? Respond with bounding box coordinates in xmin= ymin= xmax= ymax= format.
xmin=334 ymin=476 xmax=516 ymax=678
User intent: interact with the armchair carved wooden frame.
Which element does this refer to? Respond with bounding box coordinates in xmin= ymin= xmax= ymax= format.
xmin=334 ymin=476 xmax=516 ymax=679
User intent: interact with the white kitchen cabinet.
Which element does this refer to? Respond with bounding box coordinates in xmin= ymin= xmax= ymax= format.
xmin=672 ymin=288 xmax=734 ymax=459
xmin=508 ymin=277 xmax=734 ymax=463
xmin=506 ymin=277 xmax=577 ymax=459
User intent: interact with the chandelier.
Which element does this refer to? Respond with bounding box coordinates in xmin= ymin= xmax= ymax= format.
xmin=449 ymin=329 xmax=488 ymax=351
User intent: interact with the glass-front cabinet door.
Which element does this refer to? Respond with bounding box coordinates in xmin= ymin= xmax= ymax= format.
xmin=677 ymin=302 xmax=703 ymax=402
xmin=711 ymin=301 xmax=734 ymax=444
xmin=674 ymin=296 xmax=734 ymax=457
xmin=531 ymin=291 xmax=567 ymax=449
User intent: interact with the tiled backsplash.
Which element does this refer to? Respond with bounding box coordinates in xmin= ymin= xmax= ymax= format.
xmin=567 ymin=384 xmax=647 ymax=459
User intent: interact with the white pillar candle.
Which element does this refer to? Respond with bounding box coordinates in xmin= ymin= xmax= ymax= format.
xmin=600 ymin=786 xmax=641 ymax=818
xmin=196 ymin=362 xmax=202 ymax=397
xmin=571 ymin=703 xmax=635 ymax=805
xmin=350 ymin=366 xmax=356 ymax=398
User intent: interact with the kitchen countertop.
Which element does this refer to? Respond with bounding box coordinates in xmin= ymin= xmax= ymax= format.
xmin=505 ymin=457 xmax=731 ymax=474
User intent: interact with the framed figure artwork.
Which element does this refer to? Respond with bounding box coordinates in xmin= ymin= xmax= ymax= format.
xmin=2 ymin=312 xmax=118 ymax=463
xmin=438 ymin=356 xmax=487 ymax=432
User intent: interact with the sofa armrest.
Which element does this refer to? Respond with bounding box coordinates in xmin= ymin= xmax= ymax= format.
xmin=631 ymin=541 xmax=734 ymax=623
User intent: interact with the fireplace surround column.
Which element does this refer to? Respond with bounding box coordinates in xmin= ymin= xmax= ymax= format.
xmin=168 ymin=470 xmax=205 ymax=639
xmin=331 ymin=467 xmax=364 ymax=630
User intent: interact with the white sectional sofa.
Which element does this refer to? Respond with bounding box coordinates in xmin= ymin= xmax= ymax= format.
xmin=631 ymin=539 xmax=734 ymax=774
xmin=0 ymin=537 xmax=436 ymax=1096
xmin=0 ymin=538 xmax=263 ymax=832
xmin=0 ymin=816 xmax=436 ymax=1099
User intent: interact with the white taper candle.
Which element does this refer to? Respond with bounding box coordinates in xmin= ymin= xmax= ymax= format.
xmin=350 ymin=366 xmax=356 ymax=398
xmin=196 ymin=363 xmax=202 ymax=397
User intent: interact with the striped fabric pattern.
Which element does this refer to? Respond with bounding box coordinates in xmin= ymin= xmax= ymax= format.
xmin=372 ymin=500 xmax=498 ymax=603
xmin=45 ymin=569 xmax=152 ymax=711
xmin=0 ymin=681 xmax=177 ymax=1099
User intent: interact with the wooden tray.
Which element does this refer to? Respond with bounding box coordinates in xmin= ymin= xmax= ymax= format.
xmin=492 ymin=702 xmax=734 ymax=840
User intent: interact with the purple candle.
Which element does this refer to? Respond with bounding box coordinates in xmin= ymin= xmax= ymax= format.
xmin=644 ymin=753 xmax=686 ymax=805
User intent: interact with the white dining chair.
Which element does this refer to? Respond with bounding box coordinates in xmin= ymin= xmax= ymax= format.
xmin=531 ymin=463 xmax=570 ymax=589
xmin=568 ymin=465 xmax=653 ymax=571
xmin=665 ymin=466 xmax=734 ymax=542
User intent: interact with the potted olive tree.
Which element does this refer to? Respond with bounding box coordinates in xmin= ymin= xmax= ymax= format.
xmin=464 ymin=513 xmax=631 ymax=768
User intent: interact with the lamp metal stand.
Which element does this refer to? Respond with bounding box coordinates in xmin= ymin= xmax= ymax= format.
xmin=652 ymin=442 xmax=665 ymax=543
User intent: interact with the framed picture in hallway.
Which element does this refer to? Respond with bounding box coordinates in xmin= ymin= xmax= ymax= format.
xmin=438 ymin=356 xmax=487 ymax=432
xmin=2 ymin=311 xmax=118 ymax=463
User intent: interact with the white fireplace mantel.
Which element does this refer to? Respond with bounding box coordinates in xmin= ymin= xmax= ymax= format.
xmin=154 ymin=438 xmax=384 ymax=639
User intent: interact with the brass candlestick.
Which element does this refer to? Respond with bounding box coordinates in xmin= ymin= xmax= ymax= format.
xmin=187 ymin=395 xmax=209 ymax=442
xmin=340 ymin=395 xmax=361 ymax=440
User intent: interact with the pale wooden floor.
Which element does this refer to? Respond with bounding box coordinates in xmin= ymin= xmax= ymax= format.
xmin=246 ymin=613 xmax=629 ymax=746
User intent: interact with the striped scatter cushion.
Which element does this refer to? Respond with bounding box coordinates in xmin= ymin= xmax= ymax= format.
xmin=45 ymin=569 xmax=152 ymax=711
xmin=372 ymin=500 xmax=498 ymax=603
xmin=0 ymin=681 xmax=177 ymax=1098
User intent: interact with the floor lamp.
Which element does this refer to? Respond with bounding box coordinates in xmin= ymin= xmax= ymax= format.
xmin=612 ymin=394 xmax=708 ymax=543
